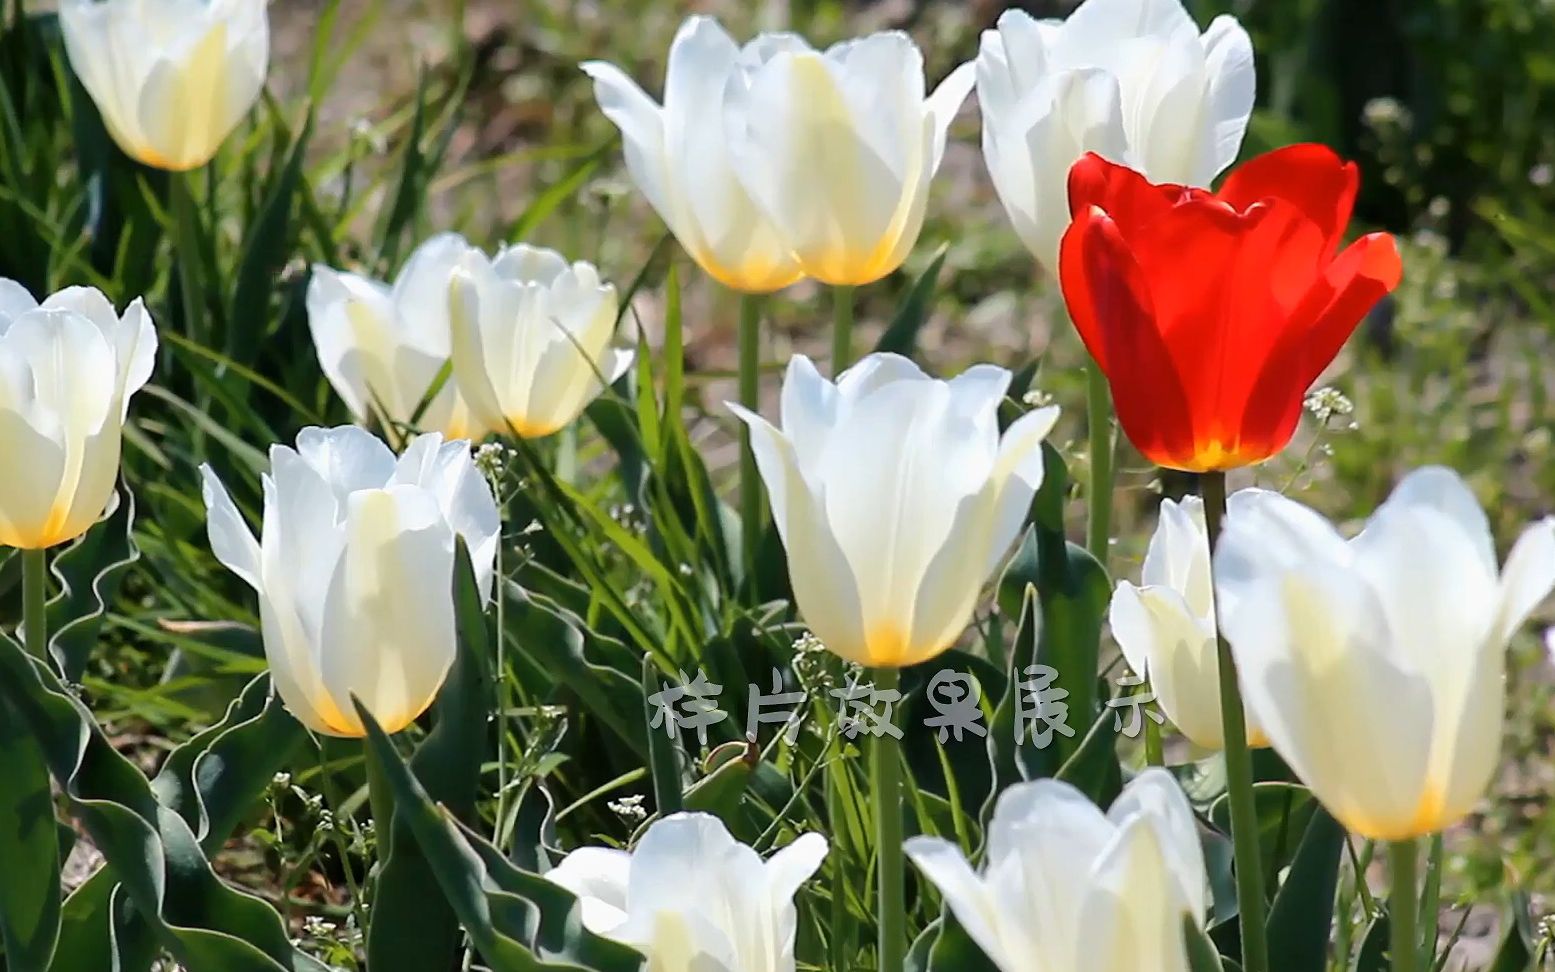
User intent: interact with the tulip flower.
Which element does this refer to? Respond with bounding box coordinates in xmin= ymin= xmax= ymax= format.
xmin=730 ymin=353 xmax=1059 ymax=668
xmin=448 ymin=244 xmax=632 ymax=439
xmin=1214 ymin=467 xmax=1555 ymax=840
xmin=583 ymin=18 xmax=805 ymax=293
xmin=545 ymin=812 xmax=827 ymax=972
xmin=200 ymin=426 xmax=500 ymax=736
xmin=0 ymin=280 xmax=156 ymax=550
xmin=906 ymin=768 xmax=1208 ymax=972
xmin=59 ymin=0 xmax=269 ymax=171
xmin=974 ymin=0 xmax=1254 ymax=270
xmin=307 ymin=234 xmax=489 ymax=441
xmin=1059 ymin=145 xmax=1402 ymax=473
xmin=1110 ymin=495 xmax=1266 ymax=750
xmin=725 ymin=32 xmax=975 ymax=286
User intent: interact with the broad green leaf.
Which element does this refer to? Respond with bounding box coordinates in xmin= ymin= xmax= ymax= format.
xmin=874 ymin=244 xmax=948 ymax=357
xmin=1266 ymin=807 xmax=1345 ymax=972
xmin=0 ymin=696 xmax=59 ymax=972
xmin=45 ymin=487 xmax=141 ymax=681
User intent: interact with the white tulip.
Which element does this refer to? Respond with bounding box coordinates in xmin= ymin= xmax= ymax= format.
xmin=448 ymin=244 xmax=632 ymax=439
xmin=583 ymin=17 xmax=805 ymax=293
xmin=906 ymin=768 xmax=1207 ymax=972
xmin=1215 ymin=467 xmax=1555 ymax=839
xmin=1110 ymin=495 xmax=1266 ymax=750
xmin=973 ymin=0 xmax=1254 ymax=269
xmin=726 ymin=31 xmax=975 ymax=286
xmin=0 ymin=280 xmax=156 ymax=550
xmin=59 ymin=0 xmax=269 ymax=171
xmin=546 ymin=812 xmax=827 ymax=972
xmin=730 ymin=353 xmax=1059 ymax=668
xmin=307 ymin=234 xmax=489 ymax=441
xmin=201 ymin=426 xmax=500 ymax=737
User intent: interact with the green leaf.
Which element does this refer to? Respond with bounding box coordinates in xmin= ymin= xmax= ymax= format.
xmin=642 ymin=654 xmax=685 ymax=815
xmin=1266 ymin=807 xmax=1345 ymax=972
xmin=1208 ymin=782 xmax=1315 ymax=891
xmin=368 ymin=540 xmax=491 ymax=972
xmin=0 ymin=627 xmax=326 ymax=972
xmin=0 ymin=695 xmax=59 ymax=972
xmin=923 ymin=909 xmax=1001 ymax=972
xmin=681 ymin=740 xmax=758 ymax=818
xmin=355 ymin=701 xmax=647 ymax=972
xmin=1185 ymin=914 xmax=1227 ymax=972
xmin=45 ymin=486 xmax=141 ymax=681
xmin=873 ymin=244 xmax=948 ymax=357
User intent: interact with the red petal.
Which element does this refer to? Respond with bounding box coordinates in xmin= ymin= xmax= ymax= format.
xmin=1216 ymin=144 xmax=1359 ymax=256
xmin=1058 ymin=205 xmax=1196 ymax=469
xmin=1066 ymin=153 xmax=1196 ymax=241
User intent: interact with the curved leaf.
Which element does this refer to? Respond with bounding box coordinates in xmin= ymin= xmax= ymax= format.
xmin=46 ymin=487 xmax=141 ymax=681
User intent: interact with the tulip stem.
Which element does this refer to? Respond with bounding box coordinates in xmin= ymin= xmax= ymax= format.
xmin=21 ymin=549 xmax=47 ymax=661
xmin=832 ymin=285 xmax=856 ymax=375
xmin=869 ymin=666 xmax=905 ymax=972
xmin=1084 ymin=358 xmax=1113 ymax=568
xmin=364 ymin=739 xmax=396 ymax=873
xmin=1390 ymin=838 xmax=1420 ymax=972
xmin=737 ymin=293 xmax=763 ymax=575
xmin=170 ymin=170 xmax=207 ymax=345
xmin=1200 ymin=470 xmax=1269 ymax=972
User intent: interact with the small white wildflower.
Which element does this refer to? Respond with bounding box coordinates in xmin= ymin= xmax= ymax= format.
xmin=1530 ymin=163 xmax=1553 ymax=188
xmin=1020 ymin=389 xmax=1053 ymax=408
xmin=608 ymin=794 xmax=648 ymax=822
xmin=1304 ymin=387 xmax=1354 ymax=425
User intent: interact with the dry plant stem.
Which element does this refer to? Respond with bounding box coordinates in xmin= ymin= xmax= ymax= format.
xmin=870 ymin=665 xmax=905 ymax=972
xmin=738 ymin=293 xmax=763 ymax=574
xmin=1201 ymin=470 xmax=1269 ymax=972
xmin=1390 ymin=838 xmax=1419 ymax=972
xmin=832 ymin=285 xmax=856 ymax=375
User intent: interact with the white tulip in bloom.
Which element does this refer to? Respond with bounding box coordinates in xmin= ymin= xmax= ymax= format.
xmin=0 ymin=280 xmax=156 ymax=550
xmin=1215 ymin=467 xmax=1555 ymax=840
xmin=201 ymin=427 xmax=500 ymax=737
xmin=545 ymin=812 xmax=827 ymax=972
xmin=973 ymin=0 xmax=1254 ymax=268
xmin=906 ymin=768 xmax=1208 ymax=972
xmin=1110 ymin=495 xmax=1266 ymax=750
xmin=448 ymin=244 xmax=632 ymax=439
xmin=307 ymin=234 xmax=489 ymax=441
xmin=730 ymin=353 xmax=1059 ymax=668
xmin=59 ymin=0 xmax=269 ymax=171
xmin=583 ymin=18 xmax=805 ymax=293
xmin=726 ymin=31 xmax=975 ymax=286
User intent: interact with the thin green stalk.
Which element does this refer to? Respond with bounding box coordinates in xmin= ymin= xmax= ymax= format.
xmin=1390 ymin=838 xmax=1419 ymax=972
xmin=1201 ymin=471 xmax=1268 ymax=972
xmin=1084 ymin=358 xmax=1114 ymax=567
xmin=737 ymin=293 xmax=763 ymax=574
xmin=170 ymin=170 xmax=207 ymax=344
xmin=22 ymin=548 xmax=47 ymax=660
xmin=870 ymin=666 xmax=905 ymax=972
xmin=1144 ymin=712 xmax=1164 ymax=766
xmin=556 ymin=423 xmax=578 ymax=484
xmin=831 ymin=285 xmax=856 ymax=375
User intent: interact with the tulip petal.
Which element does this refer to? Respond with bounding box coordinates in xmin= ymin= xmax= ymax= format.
xmin=1216 ymin=143 xmax=1358 ymax=254
xmin=1108 ymin=768 xmax=1206 ymax=919
xmin=0 ymin=278 xmax=37 ymax=322
xmin=778 ymin=354 xmax=840 ymax=477
xmin=391 ymin=433 xmax=502 ymax=602
xmin=294 ymin=425 xmax=398 ymax=501
xmin=200 ymin=465 xmax=262 ymax=591
xmin=903 ymin=837 xmax=1013 ymax=969
xmin=545 ymin=847 xmax=632 ymax=935
xmin=1109 ymin=582 xmax=1224 ymax=749
xmin=1215 ymin=487 xmax=1350 ymax=620
xmin=1198 ymin=15 xmax=1255 ymax=180
xmin=1383 ymin=466 xmax=1496 ymax=572
xmin=1079 ymin=818 xmax=1189 ymax=972
xmin=1491 ymin=516 xmax=1555 ymax=650
xmin=580 ymin=59 xmax=674 ymax=223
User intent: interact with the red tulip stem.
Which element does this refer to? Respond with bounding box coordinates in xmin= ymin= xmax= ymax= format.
xmin=1201 ymin=470 xmax=1269 ymax=972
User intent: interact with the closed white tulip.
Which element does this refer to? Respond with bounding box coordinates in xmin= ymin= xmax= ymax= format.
xmin=307 ymin=234 xmax=489 ymax=441
xmin=726 ymin=31 xmax=975 ymax=286
xmin=906 ymin=768 xmax=1208 ymax=972
xmin=974 ymin=0 xmax=1254 ymax=269
xmin=730 ymin=353 xmax=1059 ymax=668
xmin=448 ymin=244 xmax=632 ymax=439
xmin=583 ymin=17 xmax=805 ymax=293
xmin=1110 ymin=495 xmax=1266 ymax=750
xmin=60 ymin=0 xmax=269 ymax=172
xmin=0 ymin=280 xmax=156 ymax=550
xmin=545 ymin=812 xmax=827 ymax=972
xmin=1215 ymin=467 xmax=1555 ymax=839
xmin=201 ymin=426 xmax=500 ymax=737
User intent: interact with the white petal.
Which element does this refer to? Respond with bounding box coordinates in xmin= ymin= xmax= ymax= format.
xmin=391 ymin=432 xmax=501 ymax=603
xmin=1381 ymin=466 xmax=1496 ymax=574
xmin=1491 ymin=517 xmax=1555 ymax=649
xmin=389 ymin=233 xmax=472 ymax=357
xmin=200 ymin=464 xmax=261 ymax=590
xmin=306 ymin=265 xmax=398 ymax=422
xmin=903 ymin=837 xmax=1014 ymax=970
xmin=294 ymin=425 xmax=397 ymax=496
xmin=1197 ymin=15 xmax=1254 ymax=179
xmin=0 ymin=278 xmax=38 ymax=324
xmin=546 ymin=846 xmax=633 ymax=930
xmin=1214 ymin=488 xmax=1349 ymax=622
xmin=1107 ymin=768 xmax=1206 ymax=921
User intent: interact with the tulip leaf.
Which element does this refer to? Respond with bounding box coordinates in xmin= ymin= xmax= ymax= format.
xmin=921 ymin=908 xmax=1001 ymax=972
xmin=1208 ymin=781 xmax=1315 ymax=888
xmin=681 ymin=739 xmax=758 ymax=819
xmin=368 ymin=540 xmax=491 ymax=972
xmin=0 ymin=695 xmax=59 ymax=972
xmin=0 ymin=626 xmax=326 ymax=972
xmin=1185 ymin=914 xmax=1227 ymax=972
xmin=53 ymin=672 xmax=305 ymax=972
xmin=1266 ymin=807 xmax=1345 ymax=972
xmin=45 ymin=486 xmax=141 ymax=681
xmin=642 ymin=653 xmax=686 ymax=815
xmin=1354 ymin=913 xmax=1389 ymax=972
xmin=1485 ymin=893 xmax=1537 ymax=972
xmin=874 ymin=244 xmax=948 ymax=357
xmin=355 ymin=699 xmax=648 ymax=972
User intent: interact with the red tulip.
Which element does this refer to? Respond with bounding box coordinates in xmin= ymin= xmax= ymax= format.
xmin=1059 ymin=145 xmax=1402 ymax=473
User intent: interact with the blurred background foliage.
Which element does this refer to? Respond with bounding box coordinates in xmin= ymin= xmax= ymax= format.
xmin=0 ymin=0 xmax=1553 ymax=967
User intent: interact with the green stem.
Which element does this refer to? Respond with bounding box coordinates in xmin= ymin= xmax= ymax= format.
xmin=364 ymin=742 xmax=396 ymax=883
xmin=22 ymin=548 xmax=47 ymax=661
xmin=1390 ymin=838 xmax=1419 ymax=972
xmin=1084 ymin=358 xmax=1114 ymax=567
xmin=737 ymin=293 xmax=763 ymax=574
xmin=1201 ymin=471 xmax=1269 ymax=972
xmin=1144 ymin=711 xmax=1164 ymax=767
xmin=170 ymin=170 xmax=207 ymax=344
xmin=831 ymin=285 xmax=856 ymax=376
xmin=869 ymin=666 xmax=904 ymax=972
